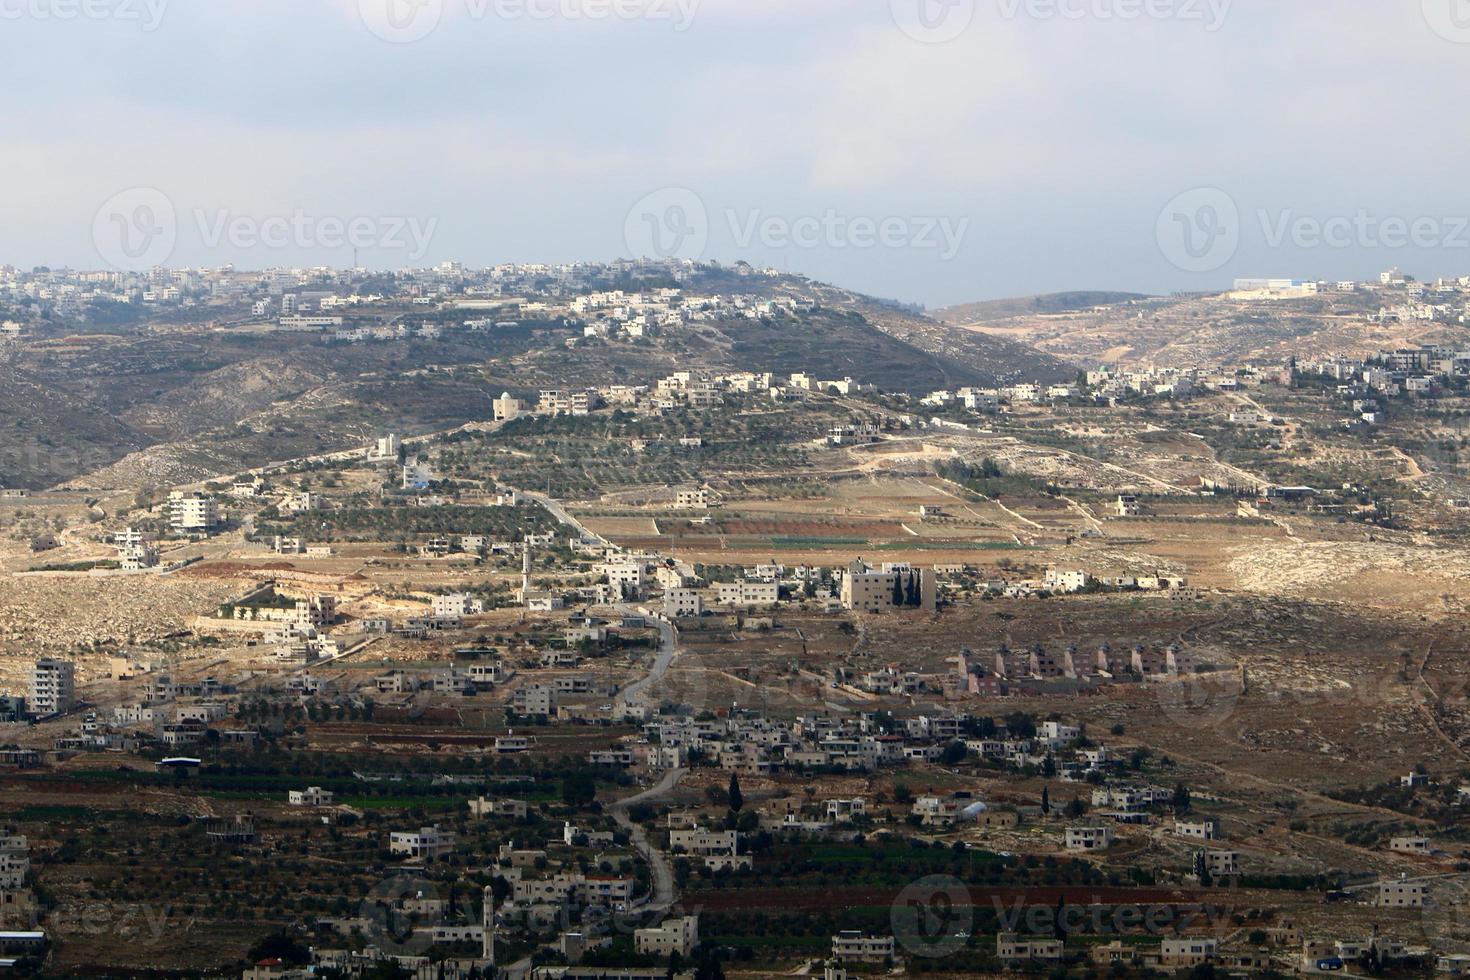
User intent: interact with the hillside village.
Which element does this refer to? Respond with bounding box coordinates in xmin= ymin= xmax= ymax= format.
xmin=4 ymin=263 xmax=1470 ymax=979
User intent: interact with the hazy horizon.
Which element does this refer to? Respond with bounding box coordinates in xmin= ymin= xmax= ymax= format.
xmin=5 ymin=0 xmax=1470 ymax=307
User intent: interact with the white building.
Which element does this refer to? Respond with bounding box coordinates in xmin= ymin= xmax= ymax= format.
xmin=369 ymin=433 xmax=401 ymax=461
xmin=1065 ymin=826 xmax=1115 ymax=851
xmin=494 ymin=392 xmax=523 ymax=422
xmin=635 ymin=915 xmax=699 ymax=958
xmin=389 ymin=825 xmax=456 ymax=862
xmin=432 ymin=593 xmax=485 ymax=620
xmin=1175 ymin=817 xmax=1221 ymax=841
xmin=715 ymin=580 xmax=778 ymax=607
xmin=167 ymin=491 xmax=219 ymax=533
xmin=1044 ymin=569 xmax=1090 ymax=593
xmin=288 ymin=786 xmax=335 ymax=807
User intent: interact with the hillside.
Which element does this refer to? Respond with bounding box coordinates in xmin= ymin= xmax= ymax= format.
xmin=2 ymin=277 xmax=1073 ymax=491
xmin=937 ymin=290 xmax=1466 ymax=368
xmin=0 ymin=365 xmax=147 ymax=489
xmin=936 ymin=291 xmax=1152 ymax=324
xmin=801 ymin=284 xmax=1077 ymax=386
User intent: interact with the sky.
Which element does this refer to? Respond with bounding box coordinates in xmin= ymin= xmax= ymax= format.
xmin=3 ymin=0 xmax=1470 ymax=307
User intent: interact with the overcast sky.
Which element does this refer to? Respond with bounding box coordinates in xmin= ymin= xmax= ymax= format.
xmin=3 ymin=0 xmax=1469 ymax=306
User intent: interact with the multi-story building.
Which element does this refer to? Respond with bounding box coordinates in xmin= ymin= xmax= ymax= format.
xmin=511 ymin=684 xmax=556 ymax=717
xmin=1196 ymin=849 xmax=1240 ymax=879
xmin=1065 ymin=826 xmax=1115 ymax=851
xmin=0 ymin=836 xmax=29 ymax=889
xmin=389 ymin=826 xmax=456 ymax=862
xmin=1175 ymin=817 xmax=1222 ymax=841
xmin=715 ymin=580 xmax=779 ymax=607
xmin=997 ymin=934 xmax=1064 ymax=964
xmin=831 ymin=933 xmax=895 ymax=964
xmin=673 ymin=487 xmax=710 ymax=510
xmin=1376 ymin=880 xmax=1427 ymax=908
xmin=663 ymin=587 xmax=703 ymax=618
xmin=839 ymin=560 xmax=936 ymax=613
xmin=431 ymin=593 xmax=484 ymax=620
xmin=31 ymin=658 xmax=76 ymax=717
xmin=167 ymin=491 xmax=219 ymax=533
xmin=636 ymin=915 xmax=699 ymax=958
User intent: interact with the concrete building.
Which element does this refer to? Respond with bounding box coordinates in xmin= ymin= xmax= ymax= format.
xmin=635 ymin=915 xmax=699 ymax=958
xmin=432 ymin=593 xmax=484 ymax=620
xmin=839 ymin=560 xmax=936 ymax=613
xmin=368 ymin=433 xmax=401 ymax=461
xmin=664 ymin=587 xmax=703 ymax=618
xmin=674 ymin=487 xmax=710 ymax=509
xmin=1160 ymin=938 xmax=1217 ymax=968
xmin=288 ymin=787 xmax=334 ymax=807
xmin=494 ymin=392 xmax=524 ymax=422
xmin=998 ymin=933 xmax=1064 ymax=964
xmin=831 ymin=933 xmax=894 ymax=964
xmin=1376 ymin=880 xmax=1427 ymax=908
xmin=389 ymin=826 xmax=456 ymax=862
xmin=1065 ymin=826 xmax=1115 ymax=851
xmin=715 ymin=580 xmax=778 ymax=607
xmin=512 ymin=684 xmax=556 ymax=717
xmin=1175 ymin=817 xmax=1222 ymax=841
xmin=30 ymin=658 xmax=76 ymax=717
xmin=167 ymin=491 xmax=219 ymax=533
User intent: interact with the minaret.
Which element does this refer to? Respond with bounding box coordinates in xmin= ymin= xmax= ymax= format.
xmin=521 ymin=538 xmax=532 ymax=601
xmin=482 ymin=885 xmax=496 ymax=966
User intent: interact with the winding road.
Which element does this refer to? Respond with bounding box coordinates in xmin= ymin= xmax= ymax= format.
xmin=611 ymin=765 xmax=688 ymax=911
xmin=616 ymin=608 xmax=679 ymax=713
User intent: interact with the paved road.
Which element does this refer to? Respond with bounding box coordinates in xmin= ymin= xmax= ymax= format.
xmin=616 ymin=607 xmax=679 ymax=712
xmin=522 ymin=489 xmax=612 ymax=548
xmin=611 ymin=765 xmax=688 ymax=911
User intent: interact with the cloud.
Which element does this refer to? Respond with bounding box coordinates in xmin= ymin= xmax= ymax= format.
xmin=1 ymin=0 xmax=1468 ymax=302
